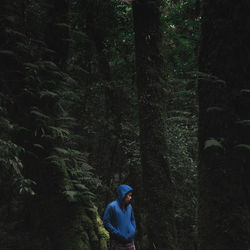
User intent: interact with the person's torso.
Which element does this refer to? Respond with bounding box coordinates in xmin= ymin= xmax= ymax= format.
xmin=110 ymin=200 xmax=134 ymax=236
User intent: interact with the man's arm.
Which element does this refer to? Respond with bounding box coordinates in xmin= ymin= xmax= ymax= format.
xmin=131 ymin=209 xmax=136 ymax=229
xmin=103 ymin=204 xmax=128 ymax=242
xmin=127 ymin=208 xmax=136 ymax=241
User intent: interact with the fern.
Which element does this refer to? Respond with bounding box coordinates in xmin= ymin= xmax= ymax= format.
xmin=40 ymin=90 xmax=58 ymax=99
xmin=235 ymin=120 xmax=250 ymax=126
xmin=234 ymin=144 xmax=250 ymax=151
xmin=204 ymin=138 xmax=224 ymax=150
xmin=206 ymin=106 xmax=224 ymax=112
xmin=48 ymin=126 xmax=70 ymax=138
xmin=30 ymin=108 xmax=50 ymax=120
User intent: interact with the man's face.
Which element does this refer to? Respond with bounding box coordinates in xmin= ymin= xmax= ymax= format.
xmin=124 ymin=192 xmax=132 ymax=205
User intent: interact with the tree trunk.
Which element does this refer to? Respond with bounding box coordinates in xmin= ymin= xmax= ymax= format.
xmin=132 ymin=1 xmax=176 ymax=249
xmin=198 ymin=1 xmax=250 ymax=249
xmin=84 ymin=0 xmax=126 ymax=193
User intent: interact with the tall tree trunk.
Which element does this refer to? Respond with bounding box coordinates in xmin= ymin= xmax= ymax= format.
xmin=198 ymin=1 xmax=250 ymax=249
xmin=84 ymin=0 xmax=126 ymax=192
xmin=132 ymin=1 xmax=176 ymax=249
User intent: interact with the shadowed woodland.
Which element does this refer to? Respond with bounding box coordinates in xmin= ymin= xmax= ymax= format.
xmin=0 ymin=0 xmax=249 ymax=249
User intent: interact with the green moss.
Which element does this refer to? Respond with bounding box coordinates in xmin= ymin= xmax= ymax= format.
xmin=82 ymin=215 xmax=92 ymax=230
xmin=100 ymin=238 xmax=108 ymax=250
xmin=81 ymin=231 xmax=89 ymax=242
xmin=96 ymin=214 xmax=109 ymax=250
xmin=95 ymin=207 xmax=109 ymax=250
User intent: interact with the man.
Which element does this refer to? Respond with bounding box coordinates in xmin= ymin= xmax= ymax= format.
xmin=103 ymin=184 xmax=136 ymax=250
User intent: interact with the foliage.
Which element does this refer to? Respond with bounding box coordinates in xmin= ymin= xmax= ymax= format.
xmin=162 ymin=0 xmax=200 ymax=77
xmin=0 ymin=0 xmax=199 ymax=249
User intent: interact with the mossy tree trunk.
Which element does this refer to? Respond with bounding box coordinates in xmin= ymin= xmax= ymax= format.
xmin=132 ymin=0 xmax=176 ymax=249
xmin=198 ymin=1 xmax=250 ymax=249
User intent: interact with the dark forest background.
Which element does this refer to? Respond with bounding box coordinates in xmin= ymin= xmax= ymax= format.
xmin=0 ymin=0 xmax=249 ymax=250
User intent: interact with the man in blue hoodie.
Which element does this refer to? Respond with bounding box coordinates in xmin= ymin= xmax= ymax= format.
xmin=103 ymin=184 xmax=136 ymax=250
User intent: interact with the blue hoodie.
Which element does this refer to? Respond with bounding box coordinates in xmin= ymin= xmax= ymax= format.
xmin=103 ymin=185 xmax=136 ymax=243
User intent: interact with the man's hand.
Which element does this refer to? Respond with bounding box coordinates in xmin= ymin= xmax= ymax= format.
xmin=127 ymin=226 xmax=136 ymax=241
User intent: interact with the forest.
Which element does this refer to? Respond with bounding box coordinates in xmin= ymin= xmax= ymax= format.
xmin=0 ymin=0 xmax=249 ymax=250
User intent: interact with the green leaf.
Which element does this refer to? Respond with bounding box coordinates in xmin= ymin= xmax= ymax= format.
xmin=204 ymin=139 xmax=223 ymax=150
xmin=30 ymin=38 xmax=46 ymax=46
xmin=54 ymin=147 xmax=69 ymax=155
xmin=168 ymin=110 xmax=191 ymax=116
xmin=24 ymin=179 xmax=37 ymax=185
xmin=0 ymin=50 xmax=15 ymax=56
xmin=48 ymin=126 xmax=70 ymax=138
xmin=40 ymin=90 xmax=58 ymax=99
xmin=56 ymin=116 xmax=75 ymax=122
xmin=74 ymin=184 xmax=88 ymax=191
xmin=6 ymin=29 xmax=26 ymax=39
xmin=235 ymin=120 xmax=250 ymax=126
xmin=85 ymin=207 xmax=97 ymax=214
xmin=166 ymin=116 xmax=189 ymax=122
xmin=240 ymin=89 xmax=250 ymax=94
xmin=72 ymin=65 xmax=89 ymax=75
xmin=63 ymin=190 xmax=79 ymax=202
xmin=39 ymin=60 xmax=58 ymax=69
xmin=33 ymin=144 xmax=44 ymax=150
xmin=234 ymin=144 xmax=250 ymax=151
xmin=55 ymin=23 xmax=70 ymax=28
xmin=30 ymin=109 xmax=50 ymax=120
xmin=206 ymin=106 xmax=224 ymax=112
xmin=24 ymin=62 xmax=39 ymax=70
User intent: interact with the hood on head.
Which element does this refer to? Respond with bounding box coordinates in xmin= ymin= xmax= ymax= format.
xmin=116 ymin=184 xmax=133 ymax=205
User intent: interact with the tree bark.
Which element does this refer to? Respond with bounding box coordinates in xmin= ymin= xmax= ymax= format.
xmin=198 ymin=1 xmax=250 ymax=249
xmin=84 ymin=0 xmax=127 ymax=192
xmin=133 ymin=0 xmax=176 ymax=249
